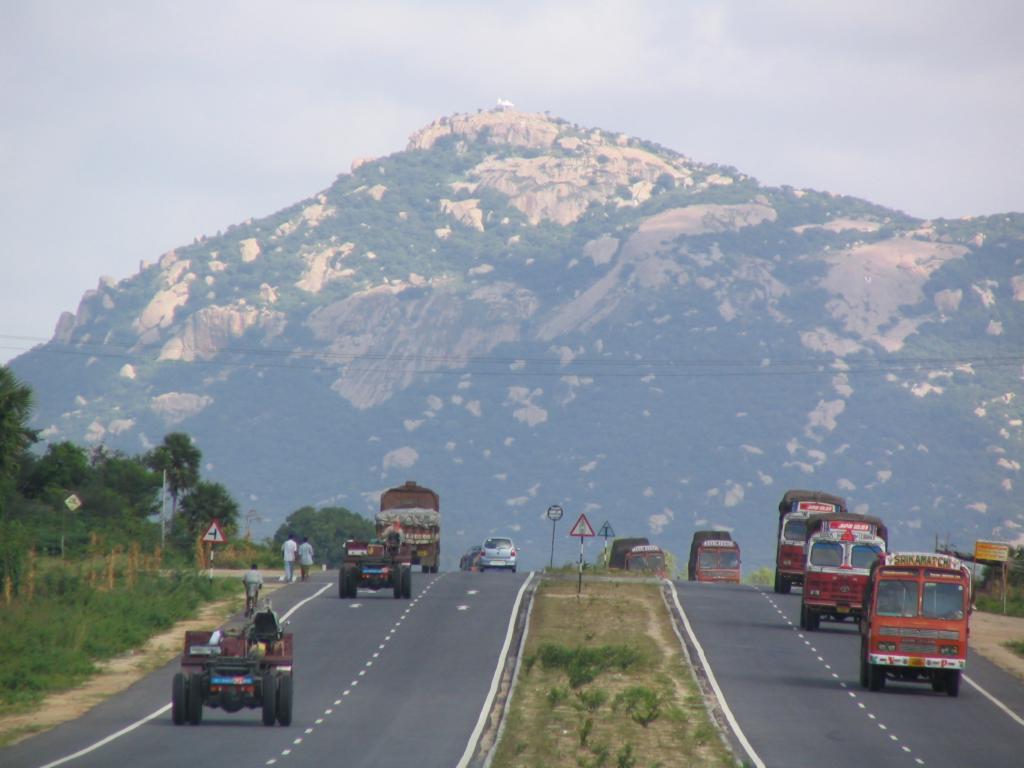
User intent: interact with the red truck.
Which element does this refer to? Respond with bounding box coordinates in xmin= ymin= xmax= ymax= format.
xmin=859 ymin=552 xmax=971 ymax=697
xmin=378 ymin=481 xmax=441 ymax=573
xmin=688 ymin=531 xmax=741 ymax=583
xmin=774 ymin=490 xmax=847 ymax=594
xmin=800 ymin=512 xmax=887 ymax=630
xmin=624 ymin=544 xmax=668 ymax=577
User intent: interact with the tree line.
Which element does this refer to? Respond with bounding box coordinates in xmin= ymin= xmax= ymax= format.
xmin=0 ymin=366 xmax=373 ymax=592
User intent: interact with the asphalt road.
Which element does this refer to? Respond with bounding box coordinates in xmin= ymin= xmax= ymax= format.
xmin=1 ymin=569 xmax=532 ymax=768
xmin=670 ymin=580 xmax=1024 ymax=768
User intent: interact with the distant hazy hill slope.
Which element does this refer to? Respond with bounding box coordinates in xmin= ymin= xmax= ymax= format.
xmin=11 ymin=108 xmax=1024 ymax=571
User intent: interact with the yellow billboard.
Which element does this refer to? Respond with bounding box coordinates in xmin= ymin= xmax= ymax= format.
xmin=974 ymin=540 xmax=1010 ymax=562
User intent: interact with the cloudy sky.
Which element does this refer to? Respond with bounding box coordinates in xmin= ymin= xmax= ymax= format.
xmin=2 ymin=0 xmax=1021 ymax=364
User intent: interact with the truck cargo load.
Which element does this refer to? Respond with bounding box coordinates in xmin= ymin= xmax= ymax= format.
xmin=774 ymin=489 xmax=847 ymax=593
xmin=377 ymin=481 xmax=441 ymax=573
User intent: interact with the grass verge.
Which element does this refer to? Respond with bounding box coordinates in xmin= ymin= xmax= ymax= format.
xmin=1005 ymin=639 xmax=1024 ymax=658
xmin=490 ymin=579 xmax=734 ymax=768
xmin=0 ymin=570 xmax=237 ymax=716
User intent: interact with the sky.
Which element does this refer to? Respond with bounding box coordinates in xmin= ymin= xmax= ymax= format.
xmin=2 ymin=0 xmax=1022 ymax=365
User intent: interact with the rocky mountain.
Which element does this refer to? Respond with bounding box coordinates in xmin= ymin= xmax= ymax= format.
xmin=11 ymin=107 xmax=1024 ymax=572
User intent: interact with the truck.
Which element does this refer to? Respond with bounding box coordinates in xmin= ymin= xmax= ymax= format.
xmin=339 ymin=531 xmax=412 ymax=599
xmin=860 ymin=552 xmax=971 ymax=697
xmin=688 ymin=531 xmax=741 ymax=583
xmin=774 ymin=489 xmax=847 ymax=594
xmin=624 ymin=543 xmax=668 ymax=577
xmin=171 ymin=607 xmax=293 ymax=727
xmin=378 ymin=480 xmax=441 ymax=573
xmin=608 ymin=537 xmax=651 ymax=570
xmin=799 ymin=512 xmax=887 ymax=630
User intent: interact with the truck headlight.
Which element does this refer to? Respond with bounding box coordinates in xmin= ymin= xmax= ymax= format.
xmin=877 ymin=642 xmax=897 ymax=652
xmin=940 ymin=645 xmax=958 ymax=656
xmin=808 ymin=588 xmax=820 ymax=597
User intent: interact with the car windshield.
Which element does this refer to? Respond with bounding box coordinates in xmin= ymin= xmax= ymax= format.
xmin=922 ymin=581 xmax=965 ymax=620
xmin=876 ymin=579 xmax=918 ymax=617
xmin=782 ymin=519 xmax=807 ymax=541
xmin=809 ymin=541 xmax=843 ymax=567
xmin=485 ymin=538 xmax=512 ymax=550
xmin=851 ymin=544 xmax=883 ymax=569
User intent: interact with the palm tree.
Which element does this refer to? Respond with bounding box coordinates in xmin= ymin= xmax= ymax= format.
xmin=145 ymin=432 xmax=201 ymax=518
xmin=0 ymin=367 xmax=37 ymax=512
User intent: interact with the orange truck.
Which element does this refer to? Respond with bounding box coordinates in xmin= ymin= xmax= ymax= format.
xmin=624 ymin=544 xmax=668 ymax=577
xmin=688 ymin=531 xmax=741 ymax=583
xmin=377 ymin=481 xmax=441 ymax=573
xmin=800 ymin=513 xmax=887 ymax=630
xmin=774 ymin=490 xmax=847 ymax=594
xmin=860 ymin=552 xmax=971 ymax=697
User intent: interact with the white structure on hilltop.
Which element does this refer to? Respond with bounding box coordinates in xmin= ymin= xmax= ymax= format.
xmin=496 ymin=98 xmax=515 ymax=110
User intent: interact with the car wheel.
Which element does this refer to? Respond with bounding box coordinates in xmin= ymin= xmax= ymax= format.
xmin=276 ymin=674 xmax=293 ymax=726
xmin=262 ymin=672 xmax=277 ymax=725
xmin=172 ymin=672 xmax=187 ymax=725
xmin=187 ymin=673 xmax=203 ymax=725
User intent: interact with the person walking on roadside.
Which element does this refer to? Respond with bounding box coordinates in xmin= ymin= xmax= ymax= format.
xmin=282 ymin=532 xmax=298 ymax=583
xmin=298 ymin=537 xmax=314 ymax=581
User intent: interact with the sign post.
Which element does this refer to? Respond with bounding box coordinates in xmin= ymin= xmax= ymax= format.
xmin=202 ymin=520 xmax=228 ymax=578
xmin=546 ymin=504 xmax=564 ymax=569
xmin=597 ymin=520 xmax=615 ymax=566
xmin=62 ymin=493 xmax=82 ymax=560
xmin=569 ymin=513 xmax=596 ymax=595
xmin=975 ymin=539 xmax=1011 ymax=614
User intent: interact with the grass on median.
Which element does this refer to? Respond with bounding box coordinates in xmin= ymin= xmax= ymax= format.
xmin=491 ymin=579 xmax=734 ymax=768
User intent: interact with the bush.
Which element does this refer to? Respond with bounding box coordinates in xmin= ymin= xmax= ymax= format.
xmin=613 ymin=686 xmax=662 ymax=727
xmin=536 ymin=643 xmax=644 ymax=688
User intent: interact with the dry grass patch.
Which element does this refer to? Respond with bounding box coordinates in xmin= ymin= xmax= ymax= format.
xmin=491 ymin=580 xmax=733 ymax=768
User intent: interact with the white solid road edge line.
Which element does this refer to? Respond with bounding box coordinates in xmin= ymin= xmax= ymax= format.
xmin=666 ymin=580 xmax=766 ymax=768
xmin=963 ymin=674 xmax=1024 ymax=728
xmin=38 ymin=582 xmax=333 ymax=768
xmin=456 ymin=571 xmax=535 ymax=768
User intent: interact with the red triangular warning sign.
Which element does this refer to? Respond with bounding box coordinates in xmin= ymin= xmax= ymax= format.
xmin=569 ymin=513 xmax=595 ymax=537
xmin=202 ymin=520 xmax=227 ymax=543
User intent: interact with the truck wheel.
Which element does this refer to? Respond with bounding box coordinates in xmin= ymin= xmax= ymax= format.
xmin=340 ymin=565 xmax=357 ymax=598
xmin=276 ymin=674 xmax=293 ymax=726
xmin=868 ymin=662 xmax=886 ymax=691
xmin=402 ymin=565 xmax=412 ymax=598
xmin=945 ymin=670 xmax=961 ymax=697
xmin=930 ymin=674 xmax=945 ymax=692
xmin=807 ymin=609 xmax=819 ymax=631
xmin=859 ymin=641 xmax=869 ymax=688
xmin=171 ymin=672 xmax=187 ymax=725
xmin=780 ymin=577 xmax=791 ymax=595
xmin=773 ymin=571 xmax=782 ymax=594
xmin=393 ymin=566 xmax=403 ymax=599
xmin=799 ymin=602 xmax=808 ymax=630
xmin=187 ymin=673 xmax=203 ymax=725
xmin=262 ymin=672 xmax=277 ymax=725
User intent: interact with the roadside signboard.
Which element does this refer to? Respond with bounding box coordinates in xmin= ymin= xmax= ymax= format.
xmin=64 ymin=494 xmax=82 ymax=512
xmin=202 ymin=519 xmax=227 ymax=543
xmin=569 ymin=513 xmax=595 ymax=537
xmin=597 ymin=520 xmax=615 ymax=538
xmin=975 ymin=540 xmax=1010 ymax=562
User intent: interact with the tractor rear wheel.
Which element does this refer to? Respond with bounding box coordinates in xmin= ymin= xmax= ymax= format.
xmin=262 ymin=672 xmax=277 ymax=725
xmin=171 ymin=673 xmax=187 ymax=725
xmin=276 ymin=674 xmax=293 ymax=726
xmin=402 ymin=565 xmax=412 ymax=598
xmin=187 ymin=673 xmax=203 ymax=725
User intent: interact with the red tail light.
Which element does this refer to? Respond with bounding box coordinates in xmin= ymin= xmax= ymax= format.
xmin=511 ymin=549 xmax=517 ymax=557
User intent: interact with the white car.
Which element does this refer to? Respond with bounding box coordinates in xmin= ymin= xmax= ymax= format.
xmin=479 ymin=537 xmax=517 ymax=572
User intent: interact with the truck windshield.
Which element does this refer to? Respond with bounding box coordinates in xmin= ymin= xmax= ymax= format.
xmin=876 ymin=579 xmax=918 ymax=617
xmin=782 ymin=519 xmax=807 ymax=541
xmin=809 ymin=541 xmax=843 ymax=567
xmin=628 ymin=555 xmax=665 ymax=572
xmin=850 ymin=544 xmax=883 ymax=569
xmin=922 ymin=582 xmax=965 ymax=620
xmin=698 ymin=551 xmax=717 ymax=569
xmin=719 ymin=550 xmax=739 ymax=569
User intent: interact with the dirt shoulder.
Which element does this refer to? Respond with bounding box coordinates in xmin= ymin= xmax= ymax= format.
xmin=969 ymin=610 xmax=1024 ymax=681
xmin=0 ymin=573 xmax=287 ymax=748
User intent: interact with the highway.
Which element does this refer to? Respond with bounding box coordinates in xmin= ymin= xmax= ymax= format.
xmin=669 ymin=580 xmax=1024 ymax=768
xmin=1 ymin=570 xmax=532 ymax=768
